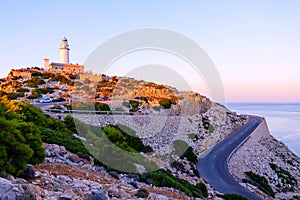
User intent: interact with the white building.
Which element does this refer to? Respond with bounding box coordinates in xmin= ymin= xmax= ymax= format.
xmin=44 ymin=37 xmax=84 ymax=74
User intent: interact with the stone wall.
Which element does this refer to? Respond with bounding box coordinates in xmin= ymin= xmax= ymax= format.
xmin=247 ymin=117 xmax=270 ymax=142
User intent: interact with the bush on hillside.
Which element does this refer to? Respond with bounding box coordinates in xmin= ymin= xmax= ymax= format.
xmin=24 ymin=77 xmax=45 ymax=88
xmin=172 ymin=140 xmax=198 ymax=164
xmin=269 ymin=163 xmax=297 ymax=186
xmin=159 ymin=97 xmax=172 ymax=109
xmin=50 ymin=74 xmax=74 ymax=86
xmin=245 ymin=171 xmax=275 ymax=197
xmin=129 ymin=100 xmax=140 ymax=112
xmin=135 ymin=189 xmax=149 ymax=198
xmin=42 ymin=72 xmax=55 ymax=79
xmin=7 ymin=92 xmax=18 ymax=100
xmin=31 ymin=72 xmax=43 ymax=77
xmin=139 ymin=169 xmax=204 ymax=198
xmin=222 ymin=194 xmax=248 ymax=200
xmin=95 ymin=102 xmax=110 ymax=112
xmin=196 ymin=182 xmax=208 ymax=198
xmin=0 ymin=99 xmax=45 ymax=176
xmin=0 ymin=118 xmax=34 ymax=176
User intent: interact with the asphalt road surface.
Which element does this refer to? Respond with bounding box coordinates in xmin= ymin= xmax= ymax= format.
xmin=197 ymin=116 xmax=263 ymax=200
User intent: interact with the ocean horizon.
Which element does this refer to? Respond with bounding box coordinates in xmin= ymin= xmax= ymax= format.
xmin=227 ymin=103 xmax=300 ymax=157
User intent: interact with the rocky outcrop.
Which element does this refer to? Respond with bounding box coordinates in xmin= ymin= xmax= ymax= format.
xmin=1 ymin=143 xmax=199 ymax=200
xmin=229 ymin=120 xmax=300 ymax=199
xmin=0 ymin=176 xmax=37 ymax=200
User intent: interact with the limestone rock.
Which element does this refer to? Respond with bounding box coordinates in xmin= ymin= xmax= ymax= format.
xmin=0 ymin=177 xmax=13 ymax=198
xmin=86 ymin=190 xmax=109 ymax=200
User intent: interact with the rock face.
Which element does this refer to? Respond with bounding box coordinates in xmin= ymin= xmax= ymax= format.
xmin=73 ymin=102 xmax=244 ymax=159
xmin=229 ymin=119 xmax=300 ymax=199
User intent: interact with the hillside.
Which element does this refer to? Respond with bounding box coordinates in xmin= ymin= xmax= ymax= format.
xmin=0 ymin=68 xmax=299 ymax=199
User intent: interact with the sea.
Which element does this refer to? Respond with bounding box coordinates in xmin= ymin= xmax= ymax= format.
xmin=226 ymin=103 xmax=300 ymax=157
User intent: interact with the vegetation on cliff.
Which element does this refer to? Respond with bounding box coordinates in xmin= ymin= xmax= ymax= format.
xmin=269 ymin=163 xmax=297 ymax=187
xmin=244 ymin=171 xmax=275 ymax=197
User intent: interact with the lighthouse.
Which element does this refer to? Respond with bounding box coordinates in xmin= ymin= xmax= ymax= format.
xmin=59 ymin=37 xmax=70 ymax=64
xmin=45 ymin=37 xmax=84 ymax=74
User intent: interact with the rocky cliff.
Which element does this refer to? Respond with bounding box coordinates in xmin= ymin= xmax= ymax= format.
xmin=229 ymin=119 xmax=300 ymax=199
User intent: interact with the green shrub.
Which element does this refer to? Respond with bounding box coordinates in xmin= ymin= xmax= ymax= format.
xmin=172 ymin=140 xmax=198 ymax=164
xmin=64 ymin=115 xmax=77 ymax=134
xmin=139 ymin=169 xmax=203 ymax=198
xmin=0 ymin=118 xmax=34 ymax=176
xmin=269 ymin=163 xmax=297 ymax=186
xmin=40 ymin=126 xmax=89 ymax=155
xmin=196 ymin=182 xmax=208 ymax=198
xmin=27 ymin=94 xmax=41 ymax=99
xmin=223 ymin=193 xmax=248 ymax=200
xmin=17 ymin=88 xmax=29 ymax=93
xmin=24 ymin=77 xmax=45 ymax=88
xmin=245 ymin=171 xmax=275 ymax=197
xmin=129 ymin=100 xmax=140 ymax=111
xmin=15 ymin=122 xmax=45 ymax=164
xmin=95 ymin=102 xmax=110 ymax=112
xmin=159 ymin=98 xmax=172 ymax=109
xmin=135 ymin=189 xmax=149 ymax=198
xmin=31 ymin=72 xmax=43 ymax=77
xmin=42 ymin=72 xmax=55 ymax=79
xmin=50 ymin=74 xmax=73 ymax=86
xmin=170 ymin=160 xmax=185 ymax=172
xmin=182 ymin=146 xmax=198 ymax=164
xmin=28 ymin=88 xmax=55 ymax=99
xmin=0 ymin=91 xmax=8 ymax=97
xmin=287 ymin=160 xmax=294 ymax=166
xmin=114 ymin=124 xmax=153 ymax=153
xmin=7 ymin=92 xmax=18 ymax=100
xmin=0 ymin=99 xmax=45 ymax=176
xmin=202 ymin=117 xmax=214 ymax=133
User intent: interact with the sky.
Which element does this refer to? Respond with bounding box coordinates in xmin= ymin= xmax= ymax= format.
xmin=0 ymin=0 xmax=299 ymax=103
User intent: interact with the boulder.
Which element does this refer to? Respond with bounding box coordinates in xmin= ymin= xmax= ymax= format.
xmin=86 ymin=190 xmax=109 ymax=200
xmin=59 ymin=192 xmax=74 ymax=200
xmin=128 ymin=181 xmax=139 ymax=189
xmin=19 ymin=164 xmax=36 ymax=180
xmin=1 ymin=183 xmax=36 ymax=200
xmin=108 ymin=171 xmax=119 ymax=180
xmin=0 ymin=177 xmax=13 ymax=198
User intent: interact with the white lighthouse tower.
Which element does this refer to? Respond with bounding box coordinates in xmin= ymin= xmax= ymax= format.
xmin=59 ymin=37 xmax=70 ymax=64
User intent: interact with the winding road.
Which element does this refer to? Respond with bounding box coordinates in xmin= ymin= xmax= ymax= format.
xmin=197 ymin=116 xmax=263 ymax=200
